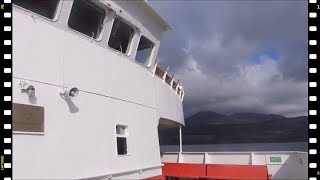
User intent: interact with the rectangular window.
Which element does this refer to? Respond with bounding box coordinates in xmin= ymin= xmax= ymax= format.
xmin=117 ymin=137 xmax=127 ymax=155
xmin=172 ymin=81 xmax=178 ymax=90
xmin=13 ymin=0 xmax=60 ymax=20
xmin=116 ymin=125 xmax=128 ymax=155
xmin=68 ymin=0 xmax=106 ymax=39
xmin=135 ymin=36 xmax=154 ymax=65
xmin=108 ymin=17 xmax=134 ymax=54
xmin=165 ymin=74 xmax=172 ymax=85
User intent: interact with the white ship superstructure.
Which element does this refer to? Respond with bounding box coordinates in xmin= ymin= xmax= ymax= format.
xmin=12 ymin=0 xmax=184 ymax=179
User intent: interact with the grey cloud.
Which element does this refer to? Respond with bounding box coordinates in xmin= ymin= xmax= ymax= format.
xmin=150 ymin=0 xmax=307 ymax=117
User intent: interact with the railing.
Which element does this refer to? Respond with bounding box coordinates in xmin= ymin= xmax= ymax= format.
xmin=153 ymin=61 xmax=184 ymax=100
xmin=161 ymin=152 xmax=308 ymax=179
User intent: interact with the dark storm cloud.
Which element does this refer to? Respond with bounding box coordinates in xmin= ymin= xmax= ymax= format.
xmin=149 ymin=0 xmax=307 ymax=117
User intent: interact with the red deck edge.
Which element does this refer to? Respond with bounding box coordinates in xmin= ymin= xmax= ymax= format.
xmin=205 ymin=164 xmax=268 ymax=180
xmin=163 ymin=162 xmax=206 ymax=178
xmin=146 ymin=163 xmax=269 ymax=180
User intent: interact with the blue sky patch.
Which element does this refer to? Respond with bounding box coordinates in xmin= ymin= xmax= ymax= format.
xmin=251 ymin=46 xmax=280 ymax=64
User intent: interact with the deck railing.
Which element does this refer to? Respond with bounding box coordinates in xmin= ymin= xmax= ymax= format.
xmin=153 ymin=62 xmax=184 ymax=100
xmin=161 ymin=151 xmax=308 ymax=180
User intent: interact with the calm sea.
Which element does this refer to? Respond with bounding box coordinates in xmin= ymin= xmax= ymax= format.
xmin=160 ymin=142 xmax=307 ymax=152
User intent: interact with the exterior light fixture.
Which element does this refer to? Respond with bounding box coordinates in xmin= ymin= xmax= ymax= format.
xmin=21 ymin=85 xmax=35 ymax=98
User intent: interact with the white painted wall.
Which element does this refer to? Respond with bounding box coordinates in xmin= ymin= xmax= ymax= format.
xmin=154 ymin=77 xmax=185 ymax=126
xmin=12 ymin=0 xmax=184 ymax=179
xmin=12 ymin=79 xmax=163 ymax=179
xmin=161 ymin=154 xmax=179 ymax=163
xmin=179 ymin=153 xmax=205 ymax=164
xmin=206 ymin=153 xmax=251 ymax=165
xmin=263 ymin=152 xmax=308 ymax=180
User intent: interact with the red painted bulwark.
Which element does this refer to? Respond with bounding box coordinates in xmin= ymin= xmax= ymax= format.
xmin=177 ymin=163 xmax=206 ymax=178
xmin=205 ymin=164 xmax=268 ymax=180
xmin=162 ymin=163 xmax=206 ymax=178
xmin=160 ymin=163 xmax=268 ymax=180
xmin=162 ymin=163 xmax=179 ymax=177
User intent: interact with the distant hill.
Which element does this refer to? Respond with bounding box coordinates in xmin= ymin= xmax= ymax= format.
xmin=159 ymin=111 xmax=308 ymax=145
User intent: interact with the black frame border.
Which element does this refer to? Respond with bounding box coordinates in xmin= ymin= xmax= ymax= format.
xmin=1 ymin=0 xmax=12 ymax=179
xmin=308 ymin=0 xmax=319 ymax=179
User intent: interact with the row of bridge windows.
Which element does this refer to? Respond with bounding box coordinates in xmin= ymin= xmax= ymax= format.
xmin=13 ymin=0 xmax=154 ymax=66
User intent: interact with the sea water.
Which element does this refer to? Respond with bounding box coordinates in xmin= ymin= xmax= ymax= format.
xmin=160 ymin=142 xmax=307 ymax=152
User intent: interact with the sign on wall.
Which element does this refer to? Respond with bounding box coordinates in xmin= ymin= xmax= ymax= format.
xmin=270 ymin=156 xmax=282 ymax=163
xmin=266 ymin=154 xmax=286 ymax=165
xmin=12 ymin=103 xmax=44 ymax=133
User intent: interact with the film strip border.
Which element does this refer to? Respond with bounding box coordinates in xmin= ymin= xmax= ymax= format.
xmin=1 ymin=0 xmax=12 ymax=179
xmin=309 ymin=0 xmax=320 ymax=179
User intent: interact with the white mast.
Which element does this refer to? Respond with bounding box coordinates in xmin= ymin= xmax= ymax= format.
xmin=179 ymin=125 xmax=183 ymax=152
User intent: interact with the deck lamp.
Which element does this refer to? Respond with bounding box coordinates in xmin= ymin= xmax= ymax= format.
xmin=21 ymin=85 xmax=36 ymax=98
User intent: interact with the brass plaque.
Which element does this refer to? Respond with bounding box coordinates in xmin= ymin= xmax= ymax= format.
xmin=13 ymin=103 xmax=44 ymax=132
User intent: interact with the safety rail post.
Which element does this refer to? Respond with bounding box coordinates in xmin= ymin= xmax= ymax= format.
xmin=179 ymin=125 xmax=183 ymax=153
xmin=162 ymin=66 xmax=169 ymax=82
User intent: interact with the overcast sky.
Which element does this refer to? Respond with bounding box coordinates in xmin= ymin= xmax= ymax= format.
xmin=149 ymin=0 xmax=307 ymax=117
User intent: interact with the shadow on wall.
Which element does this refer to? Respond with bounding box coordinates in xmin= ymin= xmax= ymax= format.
xmin=271 ymin=153 xmax=308 ymax=179
xmin=29 ymin=95 xmax=37 ymax=104
xmin=60 ymin=94 xmax=79 ymax=113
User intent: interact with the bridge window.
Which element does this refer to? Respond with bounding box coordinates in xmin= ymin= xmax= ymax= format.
xmin=116 ymin=125 xmax=128 ymax=155
xmin=135 ymin=36 xmax=154 ymax=66
xmin=108 ymin=17 xmax=134 ymax=54
xmin=68 ymin=0 xmax=106 ymax=39
xmin=13 ymin=0 xmax=60 ymax=20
